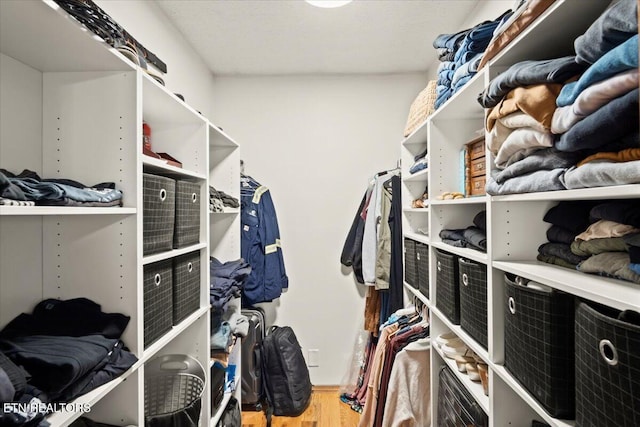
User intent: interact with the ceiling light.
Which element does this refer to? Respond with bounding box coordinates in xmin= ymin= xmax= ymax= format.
xmin=305 ymin=0 xmax=353 ymax=8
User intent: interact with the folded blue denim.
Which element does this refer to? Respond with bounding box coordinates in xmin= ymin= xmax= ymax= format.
xmin=433 ymin=28 xmax=469 ymax=50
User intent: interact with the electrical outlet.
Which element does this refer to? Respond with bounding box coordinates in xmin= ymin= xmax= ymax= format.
xmin=307 ymin=349 xmax=319 ymax=367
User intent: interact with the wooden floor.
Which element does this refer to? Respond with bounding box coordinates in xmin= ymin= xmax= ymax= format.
xmin=241 ymin=386 xmax=361 ymax=427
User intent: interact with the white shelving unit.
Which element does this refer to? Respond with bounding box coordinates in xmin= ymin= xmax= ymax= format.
xmin=208 ymin=120 xmax=242 ymax=425
xmin=399 ymin=1 xmax=637 ymax=426
xmin=0 ymin=1 xmax=240 ymax=426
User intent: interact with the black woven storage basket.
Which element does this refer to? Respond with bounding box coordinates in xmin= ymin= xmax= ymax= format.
xmin=143 ymin=173 xmax=176 ymax=255
xmin=172 ymin=251 xmax=201 ymax=325
xmin=145 ymin=354 xmax=205 ymax=427
xmin=459 ymin=258 xmax=487 ymax=349
xmin=404 ymin=238 xmax=418 ymax=287
xmin=174 ymin=180 xmax=200 ymax=248
xmin=504 ymin=274 xmax=575 ymax=418
xmin=144 ymin=260 xmax=174 ymax=348
xmin=575 ymin=302 xmax=640 ymax=427
xmin=435 ymin=249 xmax=460 ymax=324
xmin=416 ymin=242 xmax=429 ymax=298
xmin=438 ymin=365 xmax=488 ymax=427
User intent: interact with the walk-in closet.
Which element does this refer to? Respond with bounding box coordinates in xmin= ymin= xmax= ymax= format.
xmin=1 ymin=1 xmax=638 ymax=426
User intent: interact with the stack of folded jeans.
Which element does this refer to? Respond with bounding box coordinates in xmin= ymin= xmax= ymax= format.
xmin=209 ymin=257 xmax=251 ymax=314
xmin=0 ymin=169 xmax=122 ymax=207
xmin=433 ymin=10 xmax=510 ymax=110
xmin=439 ymin=211 xmax=487 ymax=252
xmin=409 ymin=148 xmax=428 ymax=175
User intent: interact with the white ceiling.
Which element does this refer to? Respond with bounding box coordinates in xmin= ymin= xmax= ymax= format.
xmin=156 ymin=0 xmax=483 ymax=76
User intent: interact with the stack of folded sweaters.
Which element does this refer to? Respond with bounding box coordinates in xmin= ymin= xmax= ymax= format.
xmin=439 ymin=211 xmax=487 ymax=253
xmin=540 ymin=200 xmax=640 ymax=284
xmin=209 ymin=186 xmax=239 ymax=212
xmin=483 ymin=0 xmax=639 ymax=195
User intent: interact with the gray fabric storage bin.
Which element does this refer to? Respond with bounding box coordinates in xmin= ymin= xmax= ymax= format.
xmin=459 ymin=258 xmax=487 ymax=349
xmin=416 ymin=242 xmax=430 ymax=298
xmin=143 ymin=173 xmax=176 ymax=255
xmin=144 ymin=260 xmax=174 ymax=348
xmin=174 ymin=180 xmax=201 ymax=248
xmin=438 ymin=365 xmax=488 ymax=426
xmin=575 ymin=302 xmax=640 ymax=427
xmin=404 ymin=238 xmax=418 ymax=287
xmin=435 ymin=249 xmax=460 ymax=324
xmin=172 ymin=251 xmax=201 ymax=325
xmin=504 ymin=274 xmax=575 ymax=418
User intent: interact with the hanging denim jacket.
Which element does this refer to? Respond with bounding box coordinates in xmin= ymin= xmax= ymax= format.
xmin=241 ymin=179 xmax=288 ymax=306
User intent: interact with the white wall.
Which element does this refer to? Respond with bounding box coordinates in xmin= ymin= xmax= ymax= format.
xmin=94 ymin=0 xmax=215 ymax=119
xmin=211 ymin=73 xmax=428 ymax=384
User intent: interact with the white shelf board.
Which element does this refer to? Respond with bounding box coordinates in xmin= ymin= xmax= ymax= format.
xmin=143 ymin=243 xmax=207 ymax=265
xmin=404 ymin=231 xmax=430 ymax=245
xmin=490 ymin=185 xmax=640 ymax=202
xmin=431 ymin=196 xmax=487 ymax=205
xmin=403 ymin=207 xmax=429 ymax=213
xmin=433 ymin=342 xmax=489 ymax=414
xmin=429 ymin=71 xmax=486 ymax=121
xmin=46 ymin=365 xmax=137 ymax=426
xmin=431 ymin=241 xmax=488 ymax=264
xmin=142 ymin=72 xmax=204 ymax=123
xmin=143 ymin=156 xmax=207 ymax=180
xmin=401 ymin=119 xmax=429 ymax=147
xmin=404 ymin=281 xmax=429 ymax=305
xmin=0 ymin=206 xmax=136 ymax=216
xmin=210 ymin=208 xmax=240 ymax=215
xmin=431 ymin=306 xmax=489 ymax=363
xmin=142 ymin=306 xmax=209 ymax=360
xmin=404 ymin=168 xmax=428 ymax=182
xmin=209 ymin=123 xmax=240 ymax=148
xmin=493 ymin=261 xmax=640 ymax=312
xmin=0 ymin=0 xmax=134 ymax=73
xmin=491 ymin=365 xmax=575 ymax=427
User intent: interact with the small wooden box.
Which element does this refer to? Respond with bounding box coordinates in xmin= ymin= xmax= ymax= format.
xmin=470 ymin=157 xmax=487 ymax=178
xmin=464 ymin=135 xmax=486 ymax=196
xmin=470 ymin=176 xmax=486 ymax=196
xmin=467 ymin=136 xmax=485 ymax=160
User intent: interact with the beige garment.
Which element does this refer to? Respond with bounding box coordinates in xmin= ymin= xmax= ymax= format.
xmin=577 ymin=148 xmax=640 ymax=167
xmin=494 ymin=127 xmax=554 ymax=169
xmin=478 ymin=0 xmax=556 ymax=70
xmin=359 ymin=324 xmax=399 ymax=427
xmin=375 ymin=186 xmax=392 ymax=290
xmin=487 ymin=84 xmax=562 ymax=132
xmin=487 ymin=111 xmax=547 ymax=154
xmin=381 ymin=340 xmax=431 ymax=427
xmin=575 ymin=220 xmax=640 ymax=241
